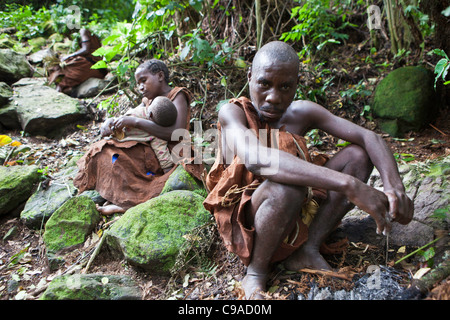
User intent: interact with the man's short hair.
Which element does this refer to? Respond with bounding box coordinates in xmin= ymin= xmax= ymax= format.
xmin=252 ymin=41 xmax=299 ymax=72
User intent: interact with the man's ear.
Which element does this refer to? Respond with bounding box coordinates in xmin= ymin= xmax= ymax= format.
xmin=247 ymin=68 xmax=252 ymax=82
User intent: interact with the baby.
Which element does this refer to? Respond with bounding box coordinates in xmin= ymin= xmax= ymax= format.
xmin=110 ymin=96 xmax=178 ymax=172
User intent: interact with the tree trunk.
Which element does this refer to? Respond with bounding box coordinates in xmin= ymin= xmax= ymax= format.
xmin=383 ymin=0 xmax=422 ymax=54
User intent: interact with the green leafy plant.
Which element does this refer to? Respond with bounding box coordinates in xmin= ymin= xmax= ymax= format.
xmin=281 ymin=0 xmax=355 ymax=59
xmin=306 ymin=129 xmax=323 ymax=148
xmin=339 ymin=79 xmax=372 ymax=106
xmin=430 ymin=49 xmax=450 ymax=89
xmin=394 ymin=152 xmax=416 ymax=163
xmin=181 ymin=29 xmax=233 ymax=68
xmin=0 ymin=4 xmax=52 ymax=40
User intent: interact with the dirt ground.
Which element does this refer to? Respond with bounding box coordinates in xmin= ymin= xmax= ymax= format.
xmin=1 ymin=102 xmax=448 ymax=300
xmin=1 ymin=30 xmax=449 ymax=299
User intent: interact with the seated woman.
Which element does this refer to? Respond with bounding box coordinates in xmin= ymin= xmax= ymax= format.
xmin=47 ymin=28 xmax=107 ymax=95
xmin=73 ymin=59 xmax=194 ymax=215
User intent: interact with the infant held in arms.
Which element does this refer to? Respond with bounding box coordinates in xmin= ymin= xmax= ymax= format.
xmin=110 ymin=96 xmax=178 ymax=173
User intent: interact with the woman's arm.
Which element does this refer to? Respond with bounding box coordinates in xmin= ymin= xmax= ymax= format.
xmin=62 ymin=29 xmax=91 ymax=61
xmin=113 ymin=92 xmax=190 ymax=141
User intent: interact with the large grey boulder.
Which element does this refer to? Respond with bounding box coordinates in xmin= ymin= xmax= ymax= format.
xmin=0 ymin=165 xmax=41 ymax=216
xmin=0 ymin=78 xmax=88 ymax=137
xmin=160 ymin=164 xmax=206 ymax=196
xmin=71 ymin=77 xmax=111 ymax=98
xmin=28 ymin=48 xmax=56 ymax=64
xmin=0 ymin=49 xmax=32 ymax=84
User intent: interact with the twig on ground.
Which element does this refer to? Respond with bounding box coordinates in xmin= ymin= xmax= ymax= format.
xmin=298 ymin=268 xmax=354 ymax=281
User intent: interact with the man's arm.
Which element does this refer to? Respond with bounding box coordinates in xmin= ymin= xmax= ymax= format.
xmin=293 ymin=100 xmax=413 ymax=225
xmin=219 ymin=102 xmax=391 ymax=234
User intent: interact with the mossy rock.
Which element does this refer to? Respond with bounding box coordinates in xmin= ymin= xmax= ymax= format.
xmin=0 ymin=165 xmax=41 ymax=215
xmin=0 ymin=82 xmax=12 ymax=107
xmin=105 ymin=190 xmax=210 ymax=274
xmin=39 ymin=274 xmax=142 ymax=300
xmin=160 ymin=165 xmax=206 ymax=196
xmin=21 ymin=166 xmax=78 ymax=229
xmin=372 ymin=66 xmax=438 ymax=137
xmin=43 ymin=196 xmax=100 ymax=254
xmin=0 ymin=49 xmax=32 ymax=84
xmin=27 ymin=37 xmax=46 ymax=53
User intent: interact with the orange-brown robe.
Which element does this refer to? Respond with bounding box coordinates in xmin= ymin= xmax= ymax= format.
xmin=203 ymin=97 xmax=329 ymax=266
xmin=73 ymin=87 xmax=196 ymax=210
xmin=47 ymin=30 xmax=107 ymax=93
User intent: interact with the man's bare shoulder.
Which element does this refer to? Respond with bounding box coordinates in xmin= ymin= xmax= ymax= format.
xmin=281 ymin=100 xmax=331 ymax=134
xmin=218 ymin=102 xmax=247 ymax=127
xmin=284 ymin=100 xmax=324 ymax=122
xmin=289 ymin=100 xmax=323 ymax=113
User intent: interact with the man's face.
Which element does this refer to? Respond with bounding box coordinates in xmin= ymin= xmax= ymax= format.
xmin=248 ymin=56 xmax=299 ymax=123
xmin=135 ymin=67 xmax=163 ymax=99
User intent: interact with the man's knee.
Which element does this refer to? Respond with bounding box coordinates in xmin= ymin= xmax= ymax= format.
xmin=255 ymin=180 xmax=306 ymax=210
xmin=343 ymin=144 xmax=373 ymax=180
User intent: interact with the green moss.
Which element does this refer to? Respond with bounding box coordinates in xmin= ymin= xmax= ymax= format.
xmin=43 ymin=196 xmax=100 ymax=253
xmin=0 ymin=165 xmax=41 ymax=215
xmin=160 ymin=165 xmax=206 ymax=196
xmin=372 ymin=66 xmax=438 ymax=137
xmin=39 ymin=274 xmax=141 ymax=300
xmin=106 ymin=190 xmax=210 ymax=273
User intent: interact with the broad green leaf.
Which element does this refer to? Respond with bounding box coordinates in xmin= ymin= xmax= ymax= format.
xmin=103 ymin=34 xmax=121 ymax=45
xmin=91 ymin=60 xmax=107 ymax=70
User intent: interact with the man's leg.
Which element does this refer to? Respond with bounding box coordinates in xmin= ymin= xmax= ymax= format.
xmin=242 ymin=180 xmax=307 ymax=299
xmin=284 ymin=144 xmax=374 ymax=271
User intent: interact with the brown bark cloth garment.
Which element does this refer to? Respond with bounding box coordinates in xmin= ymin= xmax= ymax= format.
xmin=203 ymin=97 xmax=345 ymax=267
xmin=73 ymin=87 xmax=202 ymax=210
xmin=47 ymin=30 xmax=107 ymax=93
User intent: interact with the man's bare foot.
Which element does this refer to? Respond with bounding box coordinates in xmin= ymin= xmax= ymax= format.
xmin=96 ymin=203 xmax=126 ymax=216
xmin=241 ymin=273 xmax=267 ymax=300
xmin=284 ymin=246 xmax=332 ymax=271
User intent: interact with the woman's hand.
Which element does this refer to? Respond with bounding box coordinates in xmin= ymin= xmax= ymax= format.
xmin=112 ymin=116 xmax=137 ymax=131
xmin=100 ymin=118 xmax=115 ymax=137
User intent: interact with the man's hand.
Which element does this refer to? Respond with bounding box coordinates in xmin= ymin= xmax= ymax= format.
xmin=384 ymin=189 xmax=414 ymax=225
xmin=345 ymin=179 xmax=391 ymax=235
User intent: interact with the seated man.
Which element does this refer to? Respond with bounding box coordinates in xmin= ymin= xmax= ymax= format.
xmin=203 ymin=41 xmax=413 ymax=299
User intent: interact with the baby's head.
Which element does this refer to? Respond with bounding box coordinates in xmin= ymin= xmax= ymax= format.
xmin=149 ymin=96 xmax=178 ymax=127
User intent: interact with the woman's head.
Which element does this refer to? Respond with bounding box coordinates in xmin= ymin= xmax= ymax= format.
xmin=135 ymin=59 xmax=170 ymax=99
